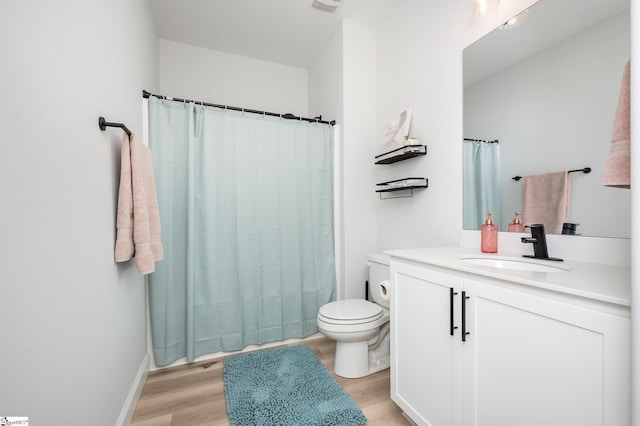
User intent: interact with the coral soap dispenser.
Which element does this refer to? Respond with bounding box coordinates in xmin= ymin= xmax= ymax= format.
xmin=481 ymin=212 xmax=498 ymax=253
xmin=508 ymin=211 xmax=526 ymax=233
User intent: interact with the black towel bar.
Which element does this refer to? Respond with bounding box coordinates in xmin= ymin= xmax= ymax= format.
xmin=512 ymin=167 xmax=591 ymax=181
xmin=98 ymin=116 xmax=131 ymax=137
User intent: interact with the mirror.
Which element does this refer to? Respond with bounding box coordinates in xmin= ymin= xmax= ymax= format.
xmin=463 ymin=0 xmax=630 ymax=238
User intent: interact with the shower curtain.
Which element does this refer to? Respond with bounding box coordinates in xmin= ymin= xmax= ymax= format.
xmin=147 ymin=97 xmax=336 ymax=367
xmin=463 ymin=140 xmax=501 ymax=230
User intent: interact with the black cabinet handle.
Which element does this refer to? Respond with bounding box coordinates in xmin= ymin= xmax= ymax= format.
xmin=461 ymin=291 xmax=470 ymax=342
xmin=450 ymin=288 xmax=458 ymax=336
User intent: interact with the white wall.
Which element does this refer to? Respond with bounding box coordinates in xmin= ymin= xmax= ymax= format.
xmin=308 ymin=0 xmax=551 ymax=298
xmin=341 ymin=20 xmax=379 ymax=299
xmin=309 ymin=20 xmax=378 ymax=300
xmin=465 ymin=10 xmax=631 ymax=237
xmin=159 ymin=39 xmax=309 ymax=116
xmin=307 ymin=0 xmax=545 ymax=300
xmin=309 ymin=23 xmax=346 ymax=297
xmin=0 ymin=1 xmax=158 ymax=424
xmin=375 ymin=0 xmax=467 ymax=251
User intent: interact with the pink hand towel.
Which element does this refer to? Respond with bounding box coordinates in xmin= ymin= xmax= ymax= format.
xmin=603 ymin=59 xmax=630 ymax=188
xmin=522 ymin=171 xmax=570 ymax=235
xmin=115 ymin=134 xmax=134 ymax=261
xmin=115 ymin=132 xmax=163 ymax=274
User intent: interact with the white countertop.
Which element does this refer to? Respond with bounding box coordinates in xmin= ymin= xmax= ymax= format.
xmin=385 ymin=247 xmax=631 ymax=307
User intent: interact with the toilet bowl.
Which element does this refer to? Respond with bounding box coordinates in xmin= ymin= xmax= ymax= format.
xmin=317 ymin=253 xmax=391 ymax=378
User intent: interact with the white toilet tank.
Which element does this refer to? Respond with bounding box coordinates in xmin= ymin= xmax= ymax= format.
xmin=367 ymin=253 xmax=390 ymax=309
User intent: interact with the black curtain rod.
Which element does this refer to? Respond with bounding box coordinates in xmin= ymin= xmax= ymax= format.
xmin=142 ymin=90 xmax=336 ymax=126
xmin=98 ymin=116 xmax=131 ymax=137
xmin=463 ymin=138 xmax=499 ymax=143
xmin=512 ymin=167 xmax=591 ymax=181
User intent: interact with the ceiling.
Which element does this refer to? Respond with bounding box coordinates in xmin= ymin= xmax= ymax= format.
xmin=150 ymin=0 xmax=630 ymax=76
xmin=463 ymin=0 xmax=630 ymax=87
xmin=149 ymin=0 xmax=401 ymax=69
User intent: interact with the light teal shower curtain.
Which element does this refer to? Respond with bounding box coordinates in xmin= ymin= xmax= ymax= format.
xmin=463 ymin=141 xmax=501 ymax=230
xmin=147 ymin=97 xmax=336 ymax=367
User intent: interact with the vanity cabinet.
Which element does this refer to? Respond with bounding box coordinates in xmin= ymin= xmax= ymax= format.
xmin=392 ymin=263 xmax=464 ymax=425
xmin=391 ymin=259 xmax=630 ymax=426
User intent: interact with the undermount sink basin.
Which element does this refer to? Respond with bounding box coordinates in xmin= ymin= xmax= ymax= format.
xmin=461 ymin=257 xmax=570 ymax=272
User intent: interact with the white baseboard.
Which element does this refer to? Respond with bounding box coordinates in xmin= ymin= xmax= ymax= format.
xmin=116 ymin=353 xmax=150 ymax=426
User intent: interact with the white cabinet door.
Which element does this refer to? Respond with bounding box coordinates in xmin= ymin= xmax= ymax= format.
xmin=391 ymin=262 xmax=464 ymax=426
xmin=462 ymin=279 xmax=630 ymax=426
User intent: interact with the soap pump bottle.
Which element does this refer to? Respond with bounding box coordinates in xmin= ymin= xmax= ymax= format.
xmin=481 ymin=212 xmax=498 ymax=253
xmin=508 ymin=211 xmax=526 ymax=233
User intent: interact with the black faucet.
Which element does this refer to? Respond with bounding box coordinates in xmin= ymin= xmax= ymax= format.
xmin=520 ymin=224 xmax=563 ymax=261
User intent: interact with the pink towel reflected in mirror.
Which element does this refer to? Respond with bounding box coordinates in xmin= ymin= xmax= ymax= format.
xmin=522 ymin=171 xmax=570 ymax=235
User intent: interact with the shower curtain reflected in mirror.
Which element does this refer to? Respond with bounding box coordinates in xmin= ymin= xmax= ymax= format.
xmin=463 ymin=140 xmax=501 ymax=230
xmin=147 ymin=97 xmax=336 ymax=367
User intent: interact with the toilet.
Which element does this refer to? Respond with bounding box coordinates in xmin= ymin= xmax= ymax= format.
xmin=317 ymin=253 xmax=391 ymax=378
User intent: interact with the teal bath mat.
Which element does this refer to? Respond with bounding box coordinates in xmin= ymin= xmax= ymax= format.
xmin=223 ymin=344 xmax=367 ymax=426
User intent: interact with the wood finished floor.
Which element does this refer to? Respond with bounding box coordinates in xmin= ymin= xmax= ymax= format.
xmin=130 ymin=336 xmax=410 ymax=426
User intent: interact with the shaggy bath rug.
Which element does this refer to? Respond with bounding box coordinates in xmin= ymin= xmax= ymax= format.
xmin=223 ymin=344 xmax=367 ymax=426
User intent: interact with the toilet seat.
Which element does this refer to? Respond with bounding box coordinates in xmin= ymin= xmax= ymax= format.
xmin=318 ymin=299 xmax=383 ymax=325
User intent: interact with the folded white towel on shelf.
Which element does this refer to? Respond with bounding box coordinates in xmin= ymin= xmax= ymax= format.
xmin=115 ymin=132 xmax=163 ymax=274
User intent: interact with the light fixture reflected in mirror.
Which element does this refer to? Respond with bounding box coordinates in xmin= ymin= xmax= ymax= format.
xmin=468 ymin=0 xmax=500 ymax=19
xmin=500 ymin=9 xmax=530 ymax=30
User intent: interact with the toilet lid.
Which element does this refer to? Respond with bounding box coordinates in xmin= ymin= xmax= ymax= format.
xmin=318 ymin=299 xmax=383 ymax=324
